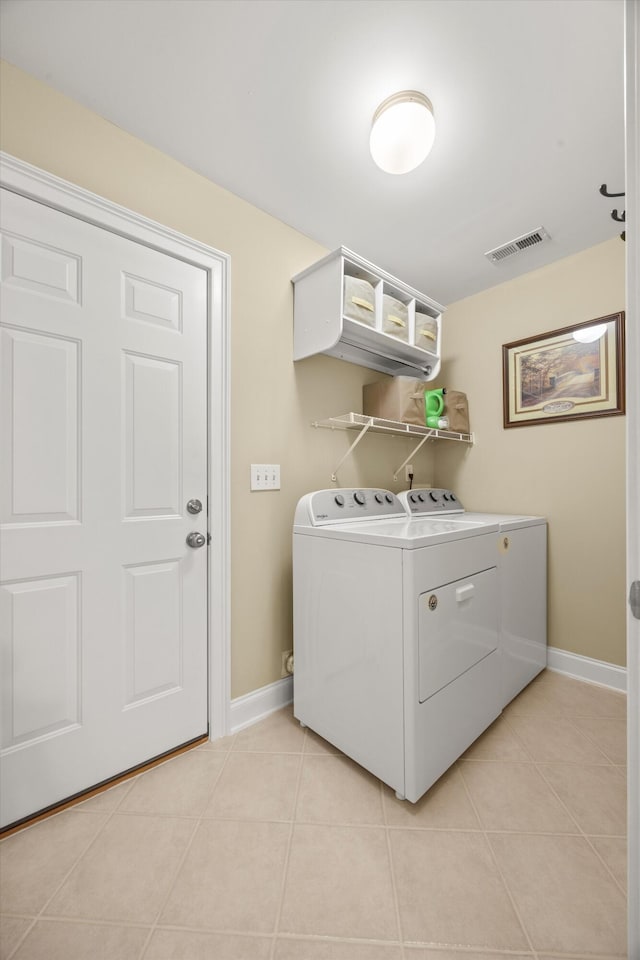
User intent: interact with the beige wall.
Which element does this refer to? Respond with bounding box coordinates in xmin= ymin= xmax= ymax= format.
xmin=436 ymin=240 xmax=626 ymax=666
xmin=0 ymin=61 xmax=435 ymax=698
xmin=1 ymin=61 xmax=626 ymax=686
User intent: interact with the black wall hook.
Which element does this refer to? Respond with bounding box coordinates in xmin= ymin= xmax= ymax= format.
xmin=600 ymin=183 xmax=625 ymax=198
xmin=598 ymin=184 xmax=626 ymax=240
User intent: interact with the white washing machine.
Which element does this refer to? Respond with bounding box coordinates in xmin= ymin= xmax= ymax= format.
xmin=293 ymin=488 xmax=503 ymax=803
xmin=398 ymin=489 xmax=547 ymax=706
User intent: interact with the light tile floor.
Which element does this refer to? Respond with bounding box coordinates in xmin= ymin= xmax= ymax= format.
xmin=0 ymin=670 xmax=628 ymax=960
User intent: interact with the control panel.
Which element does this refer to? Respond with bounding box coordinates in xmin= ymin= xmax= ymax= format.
xmin=306 ymin=489 xmax=406 ymax=525
xmin=399 ymin=488 xmax=465 ymax=515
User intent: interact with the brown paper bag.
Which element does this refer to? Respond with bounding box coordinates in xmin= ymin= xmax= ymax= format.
xmin=362 ymin=378 xmax=426 ymax=426
xmin=444 ymin=391 xmax=470 ymax=434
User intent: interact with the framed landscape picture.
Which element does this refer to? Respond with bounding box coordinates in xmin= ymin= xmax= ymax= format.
xmin=502 ymin=312 xmax=625 ymax=428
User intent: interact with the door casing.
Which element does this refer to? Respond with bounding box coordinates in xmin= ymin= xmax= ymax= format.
xmin=0 ymin=150 xmax=231 ymax=742
xmin=624 ymin=1 xmax=639 ymax=954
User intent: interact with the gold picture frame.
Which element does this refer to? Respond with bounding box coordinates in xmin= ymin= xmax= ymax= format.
xmin=502 ymin=312 xmax=625 ymax=428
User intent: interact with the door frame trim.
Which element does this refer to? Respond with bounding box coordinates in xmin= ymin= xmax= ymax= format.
xmin=0 ymin=151 xmax=232 ymax=740
xmin=624 ymin=1 xmax=640 ymax=952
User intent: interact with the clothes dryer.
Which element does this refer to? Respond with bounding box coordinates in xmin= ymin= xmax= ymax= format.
xmin=398 ymin=489 xmax=547 ymax=706
xmin=293 ymin=488 xmax=502 ymax=803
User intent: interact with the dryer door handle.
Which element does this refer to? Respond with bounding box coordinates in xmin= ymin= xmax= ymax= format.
xmin=456 ymin=583 xmax=475 ymax=603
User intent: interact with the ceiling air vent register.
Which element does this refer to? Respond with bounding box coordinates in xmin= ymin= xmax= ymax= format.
xmin=485 ymin=227 xmax=551 ymax=264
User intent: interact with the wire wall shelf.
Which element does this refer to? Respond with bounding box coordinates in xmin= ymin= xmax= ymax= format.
xmin=311 ymin=413 xmax=473 ymax=482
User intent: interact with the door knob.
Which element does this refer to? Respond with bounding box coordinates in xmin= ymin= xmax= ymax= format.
xmin=186 ymin=531 xmax=206 ymax=548
xmin=186 ymin=499 xmax=203 ymax=515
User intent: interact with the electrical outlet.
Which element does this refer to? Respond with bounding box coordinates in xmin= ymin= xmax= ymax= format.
xmin=404 ymin=464 xmax=414 ymax=482
xmin=281 ymin=649 xmax=294 ymax=677
xmin=251 ymin=464 xmax=280 ymax=490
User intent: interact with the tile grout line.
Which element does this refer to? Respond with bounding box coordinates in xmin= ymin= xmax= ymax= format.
xmin=500 ymin=708 xmax=615 ymax=766
xmin=381 ymin=777 xmax=407 ymax=960
xmin=2 ymin=915 xmax=158 ymax=960
xmin=8 ymin=778 xmax=135 ymax=944
xmin=135 ymin=742 xmax=234 ymax=960
xmin=498 ymin=711 xmax=536 ymax=760
xmin=460 ymin=757 xmax=615 ymax=765
xmin=504 ymin=694 xmax=628 ymax=903
xmin=267 ymin=726 xmax=308 ymax=960
xmin=456 ymin=760 xmax=537 ymax=957
xmin=2 ymin=915 xmax=155 ymax=929
xmin=4 ymin=915 xmax=37 ymax=960
xmin=2 ymin=779 xmax=139 ymax=960
xmin=567 ymin=716 xmax=620 ymax=763
xmin=533 ymin=760 xmax=628 ymax=902
xmin=503 ymin=699 xmax=624 ymax=765
xmin=525 ymin=760 xmax=585 ymax=835
xmin=565 ymin=715 xmax=625 ymax=764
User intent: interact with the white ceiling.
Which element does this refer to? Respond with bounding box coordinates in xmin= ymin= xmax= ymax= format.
xmin=0 ymin=0 xmax=626 ymax=305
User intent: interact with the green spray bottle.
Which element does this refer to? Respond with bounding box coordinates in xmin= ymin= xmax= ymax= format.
xmin=424 ymin=388 xmax=447 ymax=428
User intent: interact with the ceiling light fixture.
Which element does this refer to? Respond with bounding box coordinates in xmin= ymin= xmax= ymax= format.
xmin=370 ymin=91 xmax=435 ymax=175
xmin=572 ymin=324 xmax=607 ymax=343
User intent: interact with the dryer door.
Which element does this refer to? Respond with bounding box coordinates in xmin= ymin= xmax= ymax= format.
xmin=418 ymin=567 xmax=498 ymax=702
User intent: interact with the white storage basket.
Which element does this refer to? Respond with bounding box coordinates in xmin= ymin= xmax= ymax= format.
xmin=343 ymin=276 xmax=376 ymax=327
xmin=415 ymin=311 xmax=438 ymax=351
xmin=382 ymin=294 xmax=409 ymax=342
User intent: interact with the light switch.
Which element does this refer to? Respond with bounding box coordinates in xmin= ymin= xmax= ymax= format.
xmin=251 ymin=464 xmax=280 ymax=490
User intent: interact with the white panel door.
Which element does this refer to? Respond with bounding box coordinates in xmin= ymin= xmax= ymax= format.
xmin=0 ymin=188 xmax=208 ymax=828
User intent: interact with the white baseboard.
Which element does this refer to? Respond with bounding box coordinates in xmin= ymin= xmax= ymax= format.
xmin=546 ymin=646 xmax=627 ymax=693
xmin=227 ymin=647 xmax=625 ymax=737
xmin=229 ymin=676 xmax=293 ymax=734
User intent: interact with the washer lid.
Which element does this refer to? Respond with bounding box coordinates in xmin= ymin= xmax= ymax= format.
xmin=397 ymin=490 xmax=546 ymax=529
xmin=294 ymin=515 xmax=498 ymax=548
xmin=453 ymin=512 xmax=546 ymax=530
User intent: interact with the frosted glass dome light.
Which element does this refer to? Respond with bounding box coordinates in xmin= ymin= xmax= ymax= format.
xmin=573 ymin=324 xmax=607 ymax=343
xmin=370 ymin=91 xmax=436 ymax=175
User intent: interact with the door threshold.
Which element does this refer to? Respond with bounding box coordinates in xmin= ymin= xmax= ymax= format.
xmin=0 ymin=733 xmax=209 ymax=839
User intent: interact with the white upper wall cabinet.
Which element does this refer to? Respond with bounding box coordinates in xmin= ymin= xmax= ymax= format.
xmin=292 ymin=247 xmax=444 ymax=380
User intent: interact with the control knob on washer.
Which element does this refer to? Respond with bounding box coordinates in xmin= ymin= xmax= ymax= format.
xmin=334 ymin=494 xmax=345 ymax=507
xmin=374 ymin=493 xmax=383 ymax=504
xmin=353 ymin=491 xmax=366 ymax=505
xmin=429 ymin=491 xmax=440 ymax=502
